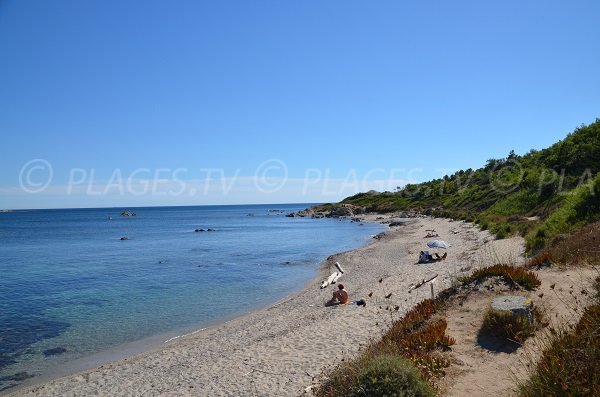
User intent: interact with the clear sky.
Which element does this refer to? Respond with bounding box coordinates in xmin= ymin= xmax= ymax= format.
xmin=1 ymin=0 xmax=599 ymax=209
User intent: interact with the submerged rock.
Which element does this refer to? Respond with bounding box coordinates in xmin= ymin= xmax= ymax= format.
xmin=0 ymin=371 xmax=35 ymax=383
xmin=43 ymin=347 xmax=67 ymax=357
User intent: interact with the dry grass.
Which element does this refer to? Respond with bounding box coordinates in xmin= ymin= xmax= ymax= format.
xmin=462 ymin=264 xmax=541 ymax=290
xmin=547 ymin=221 xmax=600 ymax=266
xmin=526 ymin=221 xmax=600 ymax=269
xmin=518 ymin=277 xmax=600 ymax=396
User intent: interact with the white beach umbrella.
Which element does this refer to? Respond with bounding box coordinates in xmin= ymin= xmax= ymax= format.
xmin=427 ymin=240 xmax=449 ymax=249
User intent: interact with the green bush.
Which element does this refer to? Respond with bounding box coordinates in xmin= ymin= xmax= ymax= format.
xmin=480 ymin=307 xmax=535 ymax=344
xmin=351 ymin=355 xmax=435 ymax=397
xmin=525 ymin=175 xmax=599 ymax=251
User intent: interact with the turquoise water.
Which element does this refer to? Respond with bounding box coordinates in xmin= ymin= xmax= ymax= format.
xmin=0 ymin=204 xmax=384 ymax=391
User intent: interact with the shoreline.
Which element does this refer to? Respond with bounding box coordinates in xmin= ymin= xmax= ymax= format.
xmin=3 ymin=217 xmax=384 ymax=394
xmin=6 ymin=216 xmax=525 ymax=397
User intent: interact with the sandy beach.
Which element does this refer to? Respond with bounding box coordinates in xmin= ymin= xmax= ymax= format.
xmin=7 ymin=217 xmax=525 ymax=397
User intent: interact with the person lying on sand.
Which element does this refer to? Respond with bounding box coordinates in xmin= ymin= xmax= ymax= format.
xmin=418 ymin=251 xmax=447 ymax=263
xmin=326 ymin=284 xmax=350 ymax=306
xmin=424 ymin=232 xmax=440 ymax=238
xmin=434 ymin=252 xmax=447 ymax=261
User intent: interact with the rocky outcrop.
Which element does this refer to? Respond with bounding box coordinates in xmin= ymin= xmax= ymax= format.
xmin=120 ymin=211 xmax=136 ymax=217
xmin=290 ymin=204 xmax=366 ymax=219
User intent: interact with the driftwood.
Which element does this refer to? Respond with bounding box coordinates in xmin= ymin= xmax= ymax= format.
xmin=408 ymin=273 xmax=438 ymax=292
xmin=320 ymin=271 xmax=341 ymax=289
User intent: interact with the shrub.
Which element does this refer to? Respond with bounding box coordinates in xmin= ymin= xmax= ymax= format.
xmin=480 ymin=307 xmax=535 ymax=344
xmin=546 ymin=221 xmax=600 ymax=266
xmin=352 ymin=355 xmax=435 ymax=397
xmin=465 ymin=264 xmax=541 ymax=290
xmin=315 ymin=297 xmax=455 ymax=397
xmin=518 ymin=304 xmax=600 ymax=396
xmin=525 ymin=252 xmax=553 ymax=269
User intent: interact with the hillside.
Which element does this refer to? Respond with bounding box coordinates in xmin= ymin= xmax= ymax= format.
xmin=339 ymin=119 xmax=600 ymax=252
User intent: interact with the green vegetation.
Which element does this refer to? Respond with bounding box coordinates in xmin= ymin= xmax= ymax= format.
xmin=338 ymin=119 xmax=600 ymax=252
xmin=518 ymin=277 xmax=600 ymax=397
xmin=317 ymin=354 xmax=435 ymax=397
xmin=352 ymin=355 xmax=435 ymax=397
xmin=315 ymin=298 xmax=451 ymax=397
xmin=479 ymin=307 xmax=536 ymax=345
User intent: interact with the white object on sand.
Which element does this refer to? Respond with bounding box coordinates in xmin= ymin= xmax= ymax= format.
xmin=320 ymin=271 xmax=341 ymax=288
xmin=427 ymin=240 xmax=449 ymax=249
xmin=331 ymin=272 xmax=341 ymax=284
xmin=335 ymin=261 xmax=345 ymax=274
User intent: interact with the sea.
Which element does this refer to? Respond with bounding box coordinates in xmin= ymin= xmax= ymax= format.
xmin=0 ymin=204 xmax=385 ymax=391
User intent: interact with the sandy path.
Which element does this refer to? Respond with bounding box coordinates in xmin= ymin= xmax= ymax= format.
xmin=6 ymin=217 xmax=524 ymax=397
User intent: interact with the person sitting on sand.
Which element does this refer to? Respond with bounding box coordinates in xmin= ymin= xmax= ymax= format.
xmin=326 ymin=284 xmax=350 ymax=306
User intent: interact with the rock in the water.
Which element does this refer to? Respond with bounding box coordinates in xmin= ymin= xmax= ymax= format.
xmin=120 ymin=236 xmax=129 ymax=240
xmin=120 ymin=211 xmax=136 ymax=217
xmin=491 ymin=296 xmax=533 ymax=323
xmin=207 ymin=228 xmax=215 ymax=231
xmin=194 ymin=229 xmax=205 ymax=232
xmin=286 ymin=213 xmax=295 ymax=217
xmin=0 ymin=371 xmax=35 ymax=382
xmin=43 ymin=347 xmax=67 ymax=357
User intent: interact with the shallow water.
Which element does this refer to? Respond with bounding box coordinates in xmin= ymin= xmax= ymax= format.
xmin=0 ymin=204 xmax=384 ymax=390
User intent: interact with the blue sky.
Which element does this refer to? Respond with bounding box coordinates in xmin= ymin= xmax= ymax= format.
xmin=1 ymin=0 xmax=599 ymax=208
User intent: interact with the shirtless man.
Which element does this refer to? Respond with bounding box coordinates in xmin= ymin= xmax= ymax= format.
xmin=326 ymin=284 xmax=350 ymax=306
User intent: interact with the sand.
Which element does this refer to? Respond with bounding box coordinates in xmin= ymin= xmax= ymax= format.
xmin=6 ymin=217 xmax=526 ymax=397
